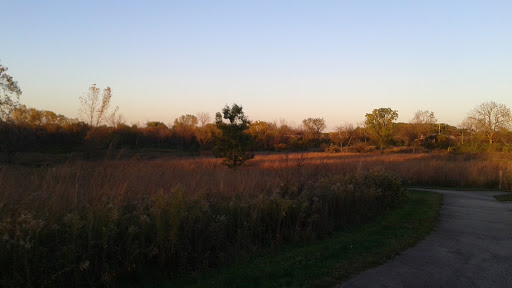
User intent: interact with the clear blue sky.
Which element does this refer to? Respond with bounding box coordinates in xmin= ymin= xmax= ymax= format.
xmin=2 ymin=1 xmax=511 ymax=130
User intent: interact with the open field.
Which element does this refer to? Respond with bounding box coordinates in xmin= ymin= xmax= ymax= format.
xmin=0 ymin=151 xmax=510 ymax=286
xmin=4 ymin=151 xmax=512 ymax=194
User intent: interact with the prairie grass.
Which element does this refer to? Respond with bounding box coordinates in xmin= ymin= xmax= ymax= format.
xmin=0 ymin=151 xmax=510 ymax=286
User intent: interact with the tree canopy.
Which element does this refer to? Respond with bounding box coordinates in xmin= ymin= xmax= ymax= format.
xmin=302 ymin=117 xmax=326 ymax=146
xmin=213 ymin=104 xmax=254 ymax=169
xmin=0 ymin=61 xmax=22 ymax=120
xmin=365 ymin=108 xmax=398 ymax=150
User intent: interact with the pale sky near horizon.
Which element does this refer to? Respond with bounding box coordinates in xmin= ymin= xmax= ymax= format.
xmin=2 ymin=1 xmax=511 ymax=131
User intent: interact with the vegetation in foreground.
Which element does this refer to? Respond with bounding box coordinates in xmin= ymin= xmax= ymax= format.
xmin=0 ymin=151 xmax=509 ymax=287
xmin=162 ymin=190 xmax=442 ymax=288
xmin=0 ymin=161 xmax=406 ymax=287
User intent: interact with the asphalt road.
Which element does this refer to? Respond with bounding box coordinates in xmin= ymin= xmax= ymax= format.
xmin=338 ymin=189 xmax=512 ymax=288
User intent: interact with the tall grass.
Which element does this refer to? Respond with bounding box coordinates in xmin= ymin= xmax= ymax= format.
xmin=255 ymin=152 xmax=512 ymax=189
xmin=0 ymin=151 xmax=510 ymax=286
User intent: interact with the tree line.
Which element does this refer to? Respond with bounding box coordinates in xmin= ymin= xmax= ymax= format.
xmin=2 ymin=61 xmax=512 ymax=163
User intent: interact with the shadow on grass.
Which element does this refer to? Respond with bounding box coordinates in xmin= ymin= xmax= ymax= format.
xmin=494 ymin=193 xmax=512 ymax=202
xmin=140 ymin=190 xmax=442 ymax=288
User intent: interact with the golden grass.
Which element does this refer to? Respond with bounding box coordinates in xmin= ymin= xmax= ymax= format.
xmin=1 ymin=152 xmax=510 ymax=217
xmin=0 ymin=151 xmax=510 ymax=286
xmin=1 ymin=152 xmax=511 ymax=213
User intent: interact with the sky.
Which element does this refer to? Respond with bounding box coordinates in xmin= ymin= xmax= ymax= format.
xmin=1 ymin=1 xmax=511 ymax=131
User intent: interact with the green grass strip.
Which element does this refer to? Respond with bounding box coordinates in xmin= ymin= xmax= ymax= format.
xmin=494 ymin=193 xmax=512 ymax=202
xmin=158 ymin=190 xmax=442 ymax=288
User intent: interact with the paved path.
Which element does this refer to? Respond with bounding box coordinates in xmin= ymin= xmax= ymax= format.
xmin=338 ymin=189 xmax=512 ymax=288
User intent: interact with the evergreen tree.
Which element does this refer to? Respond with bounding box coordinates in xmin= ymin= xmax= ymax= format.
xmin=213 ymin=104 xmax=254 ymax=168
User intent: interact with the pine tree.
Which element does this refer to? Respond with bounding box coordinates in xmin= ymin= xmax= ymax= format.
xmin=213 ymin=104 xmax=254 ymax=169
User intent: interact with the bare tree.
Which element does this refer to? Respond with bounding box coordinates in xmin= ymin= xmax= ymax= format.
xmin=411 ymin=110 xmax=437 ymax=126
xmin=109 ymin=113 xmax=126 ymax=127
xmin=336 ymin=123 xmax=356 ymax=150
xmin=79 ymin=84 xmax=118 ymax=126
xmin=460 ymin=117 xmax=477 ymax=146
xmin=411 ymin=110 xmax=437 ymax=143
xmin=463 ymin=101 xmax=512 ymax=144
xmin=195 ymin=112 xmax=213 ymax=147
xmin=196 ymin=112 xmax=211 ymax=127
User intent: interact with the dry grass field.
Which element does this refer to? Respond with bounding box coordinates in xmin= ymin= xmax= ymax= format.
xmin=0 ymin=151 xmax=510 ymax=287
